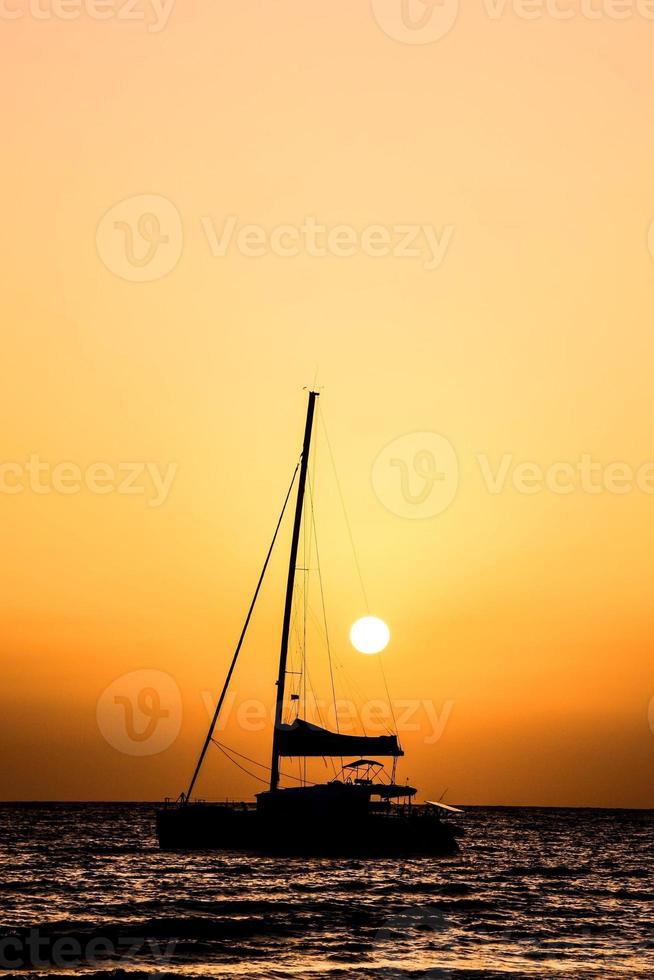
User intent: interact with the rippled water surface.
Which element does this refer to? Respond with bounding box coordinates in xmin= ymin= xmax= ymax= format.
xmin=0 ymin=804 xmax=653 ymax=978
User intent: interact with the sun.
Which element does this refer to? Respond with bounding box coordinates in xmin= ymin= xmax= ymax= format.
xmin=349 ymin=616 xmax=390 ymax=655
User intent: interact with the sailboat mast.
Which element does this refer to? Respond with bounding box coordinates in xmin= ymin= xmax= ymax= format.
xmin=270 ymin=390 xmax=319 ymax=792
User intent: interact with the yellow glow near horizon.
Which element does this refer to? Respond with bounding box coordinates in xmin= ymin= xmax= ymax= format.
xmin=350 ymin=617 xmax=390 ymax=655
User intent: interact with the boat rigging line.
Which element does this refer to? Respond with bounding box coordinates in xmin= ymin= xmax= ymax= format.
xmin=183 ymin=459 xmax=301 ymax=803
xmin=319 ymin=403 xmax=399 ymax=741
xmin=318 ymin=403 xmax=370 ymax=611
xmin=211 ymin=737 xmax=319 ymax=786
xmin=306 ymin=469 xmax=340 ymax=737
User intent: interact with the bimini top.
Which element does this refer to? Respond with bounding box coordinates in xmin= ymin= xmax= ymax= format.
xmin=276 ymin=719 xmax=403 ymax=758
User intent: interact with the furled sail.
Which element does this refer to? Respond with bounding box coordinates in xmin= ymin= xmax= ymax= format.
xmin=276 ymin=719 xmax=403 ymax=757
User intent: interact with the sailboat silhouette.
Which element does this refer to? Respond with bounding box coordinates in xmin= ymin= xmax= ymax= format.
xmin=156 ymin=391 xmax=462 ymax=855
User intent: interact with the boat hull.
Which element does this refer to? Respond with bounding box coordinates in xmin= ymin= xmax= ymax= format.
xmin=156 ymin=801 xmax=460 ymax=856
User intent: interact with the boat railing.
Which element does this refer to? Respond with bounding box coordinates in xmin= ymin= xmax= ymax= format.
xmin=371 ymin=801 xmax=444 ymax=820
xmin=161 ymin=798 xmax=258 ymax=810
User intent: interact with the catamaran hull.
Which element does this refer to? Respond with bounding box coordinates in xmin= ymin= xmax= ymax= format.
xmin=156 ymin=803 xmax=460 ymax=856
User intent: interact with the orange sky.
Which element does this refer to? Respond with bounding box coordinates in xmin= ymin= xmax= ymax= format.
xmin=1 ymin=2 xmax=653 ymax=806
